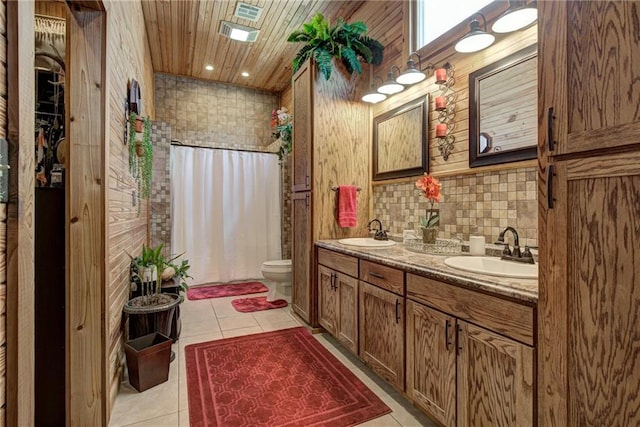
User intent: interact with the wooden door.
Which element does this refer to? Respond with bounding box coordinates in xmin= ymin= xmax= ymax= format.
xmin=317 ymin=265 xmax=337 ymax=335
xmin=336 ymin=272 xmax=358 ymax=354
xmin=406 ymin=301 xmax=456 ymax=427
xmin=540 ymin=153 xmax=640 ymax=425
xmin=457 ymin=321 xmax=534 ymax=427
xmin=292 ymin=60 xmax=312 ymax=192
xmin=539 ymin=1 xmax=640 ymax=158
xmin=539 ymin=1 xmax=640 ymax=424
xmin=359 ymin=281 xmax=404 ymax=391
xmin=291 ymin=192 xmax=312 ymax=323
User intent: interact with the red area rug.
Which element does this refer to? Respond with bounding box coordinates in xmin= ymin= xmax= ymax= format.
xmin=231 ymin=296 xmax=288 ymax=313
xmin=185 ymin=327 xmax=391 ymax=427
xmin=187 ymin=282 xmax=268 ymax=300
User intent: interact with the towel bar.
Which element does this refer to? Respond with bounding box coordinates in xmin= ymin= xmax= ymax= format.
xmin=331 ymin=186 xmax=362 ymax=192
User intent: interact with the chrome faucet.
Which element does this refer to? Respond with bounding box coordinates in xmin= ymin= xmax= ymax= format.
xmin=367 ymin=218 xmax=388 ymax=241
xmin=495 ymin=226 xmax=535 ymax=264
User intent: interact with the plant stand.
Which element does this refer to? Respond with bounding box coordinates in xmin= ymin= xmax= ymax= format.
xmin=161 ymin=278 xmax=183 ymax=342
xmin=124 ymin=332 xmax=172 ymax=392
xmin=123 ymin=293 xmax=180 ymax=362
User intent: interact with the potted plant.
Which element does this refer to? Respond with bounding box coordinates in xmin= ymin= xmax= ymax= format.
xmin=128 ymin=112 xmax=153 ymax=205
xmin=271 ymin=107 xmax=293 ymax=161
xmin=123 ymin=244 xmax=183 ymax=392
xmin=160 ymin=257 xmax=192 ymax=342
xmin=416 ymin=174 xmax=442 ymax=244
xmin=287 ymin=12 xmax=384 ymax=80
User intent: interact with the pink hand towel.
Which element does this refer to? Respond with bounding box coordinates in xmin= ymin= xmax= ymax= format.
xmin=337 ymin=185 xmax=358 ymax=228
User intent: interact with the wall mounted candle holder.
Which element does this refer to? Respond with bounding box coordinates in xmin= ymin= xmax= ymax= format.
xmin=434 ymin=63 xmax=456 ymax=161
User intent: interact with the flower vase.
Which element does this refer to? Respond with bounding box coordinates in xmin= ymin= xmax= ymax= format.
xmin=422 ymin=227 xmax=438 ymax=244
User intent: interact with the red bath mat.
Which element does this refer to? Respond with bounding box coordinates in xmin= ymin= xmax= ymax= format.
xmin=231 ymin=296 xmax=288 ymax=313
xmin=186 ymin=282 xmax=268 ymax=300
xmin=185 ymin=327 xmax=391 ymax=426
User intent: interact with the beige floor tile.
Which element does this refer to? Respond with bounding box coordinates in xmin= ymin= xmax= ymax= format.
xmin=109 ymin=374 xmax=179 ymax=427
xmin=180 ymin=298 xmax=214 ymax=311
xmin=120 ymin=412 xmax=179 ymax=427
xmin=251 ymin=306 xmax=297 ymax=323
xmin=179 ymin=305 xmax=215 ymax=323
xmin=221 ymin=325 xmax=263 ymax=338
xmin=357 ymin=413 xmax=401 ymax=426
xmin=217 ymin=313 xmax=259 ymax=331
xmin=259 ymin=319 xmax=301 ymax=332
xmin=178 ymin=410 xmax=190 ymax=427
xmin=180 ymin=317 xmax=221 ymax=338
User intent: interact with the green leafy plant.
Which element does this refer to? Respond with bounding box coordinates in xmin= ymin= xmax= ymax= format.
xmin=168 ymin=258 xmax=192 ymax=294
xmin=271 ymin=107 xmax=293 ymax=161
xmin=287 ymin=12 xmax=384 ymax=80
xmin=128 ymin=112 xmax=153 ymax=204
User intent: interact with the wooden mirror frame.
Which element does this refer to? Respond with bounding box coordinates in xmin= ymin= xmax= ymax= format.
xmin=372 ymin=95 xmax=429 ymax=181
xmin=469 ymin=44 xmax=537 ymax=168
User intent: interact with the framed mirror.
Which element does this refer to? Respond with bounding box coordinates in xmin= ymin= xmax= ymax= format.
xmin=373 ymin=95 xmax=428 ymax=181
xmin=469 ymin=44 xmax=537 ymax=168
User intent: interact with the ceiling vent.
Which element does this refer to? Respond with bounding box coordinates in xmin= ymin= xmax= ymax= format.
xmin=234 ymin=2 xmax=263 ymax=22
xmin=220 ymin=21 xmax=260 ymax=42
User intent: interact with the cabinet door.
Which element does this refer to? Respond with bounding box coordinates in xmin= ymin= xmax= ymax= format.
xmin=317 ymin=265 xmax=337 ymax=335
xmin=336 ymin=272 xmax=358 ymax=354
xmin=539 ymin=153 xmax=640 ymax=425
xmin=292 ymin=60 xmax=312 ymax=192
xmin=457 ymin=321 xmax=534 ymax=427
xmin=406 ymin=301 xmax=456 ymax=427
xmin=359 ymin=281 xmax=404 ymax=391
xmin=292 ymin=192 xmax=312 ymax=323
xmin=539 ymin=1 xmax=640 ymax=157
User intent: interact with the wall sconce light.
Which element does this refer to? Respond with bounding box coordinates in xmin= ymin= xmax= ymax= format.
xmin=492 ymin=1 xmax=537 ymax=33
xmin=454 ymin=13 xmax=495 ymax=53
xmin=0 ymin=138 xmax=9 ymax=202
xmin=396 ymin=53 xmax=429 ymax=85
xmin=377 ymin=65 xmax=404 ymax=95
xmin=362 ymin=76 xmax=388 ymax=104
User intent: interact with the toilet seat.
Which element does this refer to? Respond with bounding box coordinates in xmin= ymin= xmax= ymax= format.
xmin=261 ymin=259 xmax=292 ymax=274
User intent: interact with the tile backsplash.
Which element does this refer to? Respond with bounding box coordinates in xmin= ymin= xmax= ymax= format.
xmin=373 ymin=166 xmax=538 ymax=247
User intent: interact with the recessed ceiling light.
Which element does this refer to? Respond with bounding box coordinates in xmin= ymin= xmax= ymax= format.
xmin=205 ymin=64 xmax=214 ymax=71
xmin=241 ymin=71 xmax=250 ymax=77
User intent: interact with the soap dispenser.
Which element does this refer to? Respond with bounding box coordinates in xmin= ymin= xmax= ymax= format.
xmin=469 ymin=226 xmax=485 ymax=256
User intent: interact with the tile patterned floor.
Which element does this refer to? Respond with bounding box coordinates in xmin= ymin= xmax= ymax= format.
xmin=109 ymin=287 xmax=436 ymax=427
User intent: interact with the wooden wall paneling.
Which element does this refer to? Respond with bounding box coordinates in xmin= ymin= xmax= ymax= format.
xmin=103 ymin=0 xmax=155 ymax=419
xmin=370 ymin=24 xmax=537 ymax=178
xmin=6 ymin=1 xmax=35 ymax=426
xmin=312 ymin=61 xmax=370 ymax=240
xmin=35 ymin=1 xmax=67 ymax=18
xmin=66 ymin=6 xmax=106 ymax=425
xmin=279 ymin=84 xmax=292 ymax=112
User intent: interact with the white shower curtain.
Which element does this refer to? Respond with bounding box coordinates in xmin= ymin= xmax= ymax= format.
xmin=171 ymin=146 xmax=282 ymax=285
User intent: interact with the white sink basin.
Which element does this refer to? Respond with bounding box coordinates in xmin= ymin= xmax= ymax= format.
xmin=444 ymin=256 xmax=538 ymax=279
xmin=338 ymin=238 xmax=396 ymax=248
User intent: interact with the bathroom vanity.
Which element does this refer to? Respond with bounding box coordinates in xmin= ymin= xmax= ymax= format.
xmin=314 ymin=240 xmax=537 ymax=426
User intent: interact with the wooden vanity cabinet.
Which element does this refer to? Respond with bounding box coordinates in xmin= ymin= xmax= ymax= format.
xmin=359 ymin=261 xmax=405 ymax=391
xmin=317 ymin=249 xmax=358 ymax=354
xmin=407 ymin=274 xmax=534 ymax=427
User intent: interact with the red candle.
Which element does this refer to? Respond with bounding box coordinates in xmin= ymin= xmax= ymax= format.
xmin=435 ymin=96 xmax=447 ymax=110
xmin=434 ymin=68 xmax=447 ymax=84
xmin=435 ymin=123 xmax=447 ymax=137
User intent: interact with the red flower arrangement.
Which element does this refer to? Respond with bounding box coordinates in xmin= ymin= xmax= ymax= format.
xmin=415 ymin=173 xmax=442 ymax=229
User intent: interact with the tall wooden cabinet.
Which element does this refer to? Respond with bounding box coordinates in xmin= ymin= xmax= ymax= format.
xmin=291 ymin=59 xmax=371 ymax=325
xmin=538 ymin=1 xmax=640 ymax=425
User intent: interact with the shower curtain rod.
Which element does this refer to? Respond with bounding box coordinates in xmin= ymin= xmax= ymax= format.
xmin=170 ymin=140 xmax=277 ymax=155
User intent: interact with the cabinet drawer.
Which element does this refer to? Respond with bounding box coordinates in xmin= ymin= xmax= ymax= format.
xmin=317 ymin=248 xmax=358 ymax=277
xmin=360 ymin=260 xmax=404 ymax=296
xmin=407 ymin=274 xmax=534 ymax=346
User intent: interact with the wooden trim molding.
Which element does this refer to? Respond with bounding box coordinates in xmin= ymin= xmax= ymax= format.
xmin=66 ymin=5 xmax=107 ymax=425
xmin=6 ymin=1 xmax=35 ymax=426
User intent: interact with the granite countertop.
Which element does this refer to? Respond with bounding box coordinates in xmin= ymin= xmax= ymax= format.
xmin=315 ymin=240 xmax=538 ymax=304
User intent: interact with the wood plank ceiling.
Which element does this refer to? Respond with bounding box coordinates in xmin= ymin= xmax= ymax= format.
xmin=141 ymin=0 xmax=371 ymax=93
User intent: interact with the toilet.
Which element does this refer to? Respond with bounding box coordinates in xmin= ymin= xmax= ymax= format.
xmin=261 ymin=259 xmax=292 ymax=302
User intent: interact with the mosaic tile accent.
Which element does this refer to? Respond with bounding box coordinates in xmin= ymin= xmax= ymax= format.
xmin=150 ymin=121 xmax=172 ymax=255
xmin=155 ymin=74 xmax=278 ymax=149
xmin=373 ymin=166 xmax=538 ymax=247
